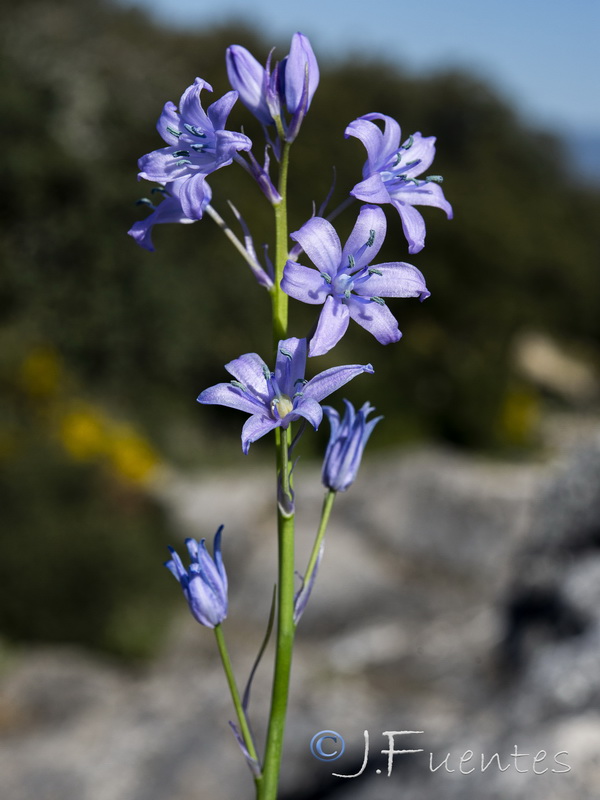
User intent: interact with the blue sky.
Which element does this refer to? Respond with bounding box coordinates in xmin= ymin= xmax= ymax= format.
xmin=119 ymin=0 xmax=599 ymax=134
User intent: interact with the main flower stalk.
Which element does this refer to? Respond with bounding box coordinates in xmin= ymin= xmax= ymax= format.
xmin=261 ymin=141 xmax=295 ymax=800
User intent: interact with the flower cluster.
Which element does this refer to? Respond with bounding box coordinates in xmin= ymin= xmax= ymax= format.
xmin=135 ymin=30 xmax=454 ymax=798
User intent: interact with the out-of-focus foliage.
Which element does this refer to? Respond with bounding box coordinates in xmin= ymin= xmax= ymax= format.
xmin=1 ymin=0 xmax=599 ymax=653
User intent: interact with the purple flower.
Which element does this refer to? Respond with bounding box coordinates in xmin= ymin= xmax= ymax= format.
xmin=128 ymin=179 xmax=211 ymax=252
xmin=165 ymin=526 xmax=228 ymax=628
xmin=137 ymin=78 xmax=251 ymax=219
xmin=322 ymin=400 xmax=382 ymax=492
xmin=345 ymin=113 xmax=453 ymax=254
xmin=197 ymin=337 xmax=373 ymax=454
xmin=281 ymin=205 xmax=430 ymax=356
xmin=226 ymin=32 xmax=319 ymax=141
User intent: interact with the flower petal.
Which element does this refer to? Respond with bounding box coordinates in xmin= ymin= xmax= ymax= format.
xmin=350 ymin=173 xmax=390 ymax=205
xmin=179 ymin=78 xmax=213 ymax=131
xmin=308 ymin=296 xmax=350 ymax=357
xmin=137 ymin=147 xmax=193 ymax=183
xmin=353 ymin=261 xmax=429 ymax=299
xmin=341 ymin=204 xmax=387 ymax=270
xmin=303 ymin=362 xmax=374 ymax=403
xmin=346 ymin=113 xmax=400 ymax=174
xmin=293 ymin=396 xmax=323 ymax=429
xmin=225 ymin=353 xmax=271 ymax=400
xmin=226 ymin=45 xmax=273 ymax=125
xmin=347 ymin=297 xmax=402 ymax=344
xmin=281 ymin=261 xmax=330 ymax=304
xmin=186 ymin=573 xmax=225 ymax=627
xmin=397 ymin=132 xmax=437 ymax=177
xmin=178 ymin=173 xmax=211 ymax=220
xmin=157 ymin=101 xmax=183 ymax=145
xmin=275 ymin=337 xmax=307 ymax=396
xmin=393 ymin=180 xmax=453 ymax=218
xmin=290 ymin=217 xmax=342 ymax=276
xmin=197 ymin=382 xmax=266 ymax=416
xmin=215 ymin=129 xmax=253 ymax=163
xmin=391 ymin=200 xmax=427 ymax=254
xmin=285 ymin=32 xmax=319 ymax=113
xmin=241 ymin=413 xmax=279 ymax=454
xmin=207 ymin=89 xmax=239 ymax=131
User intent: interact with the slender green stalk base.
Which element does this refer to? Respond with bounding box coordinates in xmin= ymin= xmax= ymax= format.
xmin=214 ymin=625 xmax=262 ymax=790
xmin=296 ymin=490 xmax=336 ymax=624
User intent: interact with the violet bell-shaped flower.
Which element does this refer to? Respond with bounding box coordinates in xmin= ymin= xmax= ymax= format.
xmin=281 ymin=205 xmax=430 ymax=356
xmin=197 ymin=337 xmax=373 ymax=454
xmin=345 ymin=113 xmax=453 ymax=254
xmin=137 ymin=78 xmax=251 ymax=219
xmin=128 ymin=178 xmax=211 ymax=252
xmin=226 ymin=32 xmax=319 ymax=141
xmin=322 ymin=400 xmax=382 ymax=492
xmin=165 ymin=526 xmax=228 ymax=628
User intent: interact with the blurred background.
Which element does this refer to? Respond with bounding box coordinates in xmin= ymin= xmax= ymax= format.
xmin=1 ymin=0 xmax=599 ymax=797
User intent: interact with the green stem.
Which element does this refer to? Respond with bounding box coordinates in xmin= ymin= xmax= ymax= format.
xmin=271 ymin=141 xmax=292 ymax=349
xmin=260 ymin=429 xmax=296 ymax=800
xmin=296 ymin=490 xmax=336 ymax=627
xmin=214 ymin=624 xmax=262 ymax=788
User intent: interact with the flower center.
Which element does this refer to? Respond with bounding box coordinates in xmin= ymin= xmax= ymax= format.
xmin=332 ymin=272 xmax=355 ymax=297
xmin=271 ymin=394 xmax=294 ymax=420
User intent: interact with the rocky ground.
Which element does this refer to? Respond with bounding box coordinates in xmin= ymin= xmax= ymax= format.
xmin=1 ymin=415 xmax=600 ymax=800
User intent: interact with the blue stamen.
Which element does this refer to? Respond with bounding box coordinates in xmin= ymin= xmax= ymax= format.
xmin=175 ymin=159 xmax=192 ymax=166
xmin=279 ymin=347 xmax=293 ymax=360
xmin=184 ymin=123 xmax=207 ymax=138
xmin=366 ymin=229 xmax=375 ymax=247
xmin=136 ymin=198 xmax=155 ymax=207
xmin=166 ymin=126 xmax=181 ymax=138
xmin=370 ymin=296 xmax=385 ymax=305
xmin=230 ymin=380 xmax=246 ymax=391
xmin=320 ymin=272 xmax=332 ymax=284
xmin=262 ymin=365 xmax=272 ymax=381
xmin=368 ymin=267 xmax=383 ymax=276
xmin=173 ymin=149 xmax=190 ymax=158
xmin=348 ymin=254 xmax=355 ymax=269
xmin=344 ymin=289 xmax=352 ymax=299
xmin=401 ymin=135 xmax=414 ymax=150
xmin=425 ymin=175 xmax=444 ymax=183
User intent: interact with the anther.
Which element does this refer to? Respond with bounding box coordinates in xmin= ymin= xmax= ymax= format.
xmin=367 ymin=229 xmax=375 ymax=247
xmin=320 ymin=272 xmax=332 ymax=284
xmin=344 ymin=289 xmax=352 ymax=299
xmin=190 ymin=144 xmax=205 ymax=151
xmin=184 ymin=123 xmax=207 ymax=138
xmin=230 ymin=380 xmax=246 ymax=391
xmin=136 ymin=198 xmax=154 ymax=207
xmin=425 ymin=175 xmax=444 ymax=183
xmin=401 ymin=135 xmax=414 ymax=150
xmin=173 ymin=150 xmax=190 ymax=157
xmin=262 ymin=365 xmax=272 ymax=381
xmin=368 ymin=267 xmax=383 ymax=276
xmin=348 ymin=254 xmax=355 ymax=269
xmin=175 ymin=159 xmax=192 ymax=166
xmin=370 ymin=296 xmax=386 ymax=305
xmin=151 ymin=186 xmax=169 ymax=195
xmin=279 ymin=347 xmax=293 ymax=360
xmin=166 ymin=126 xmax=182 ymax=138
